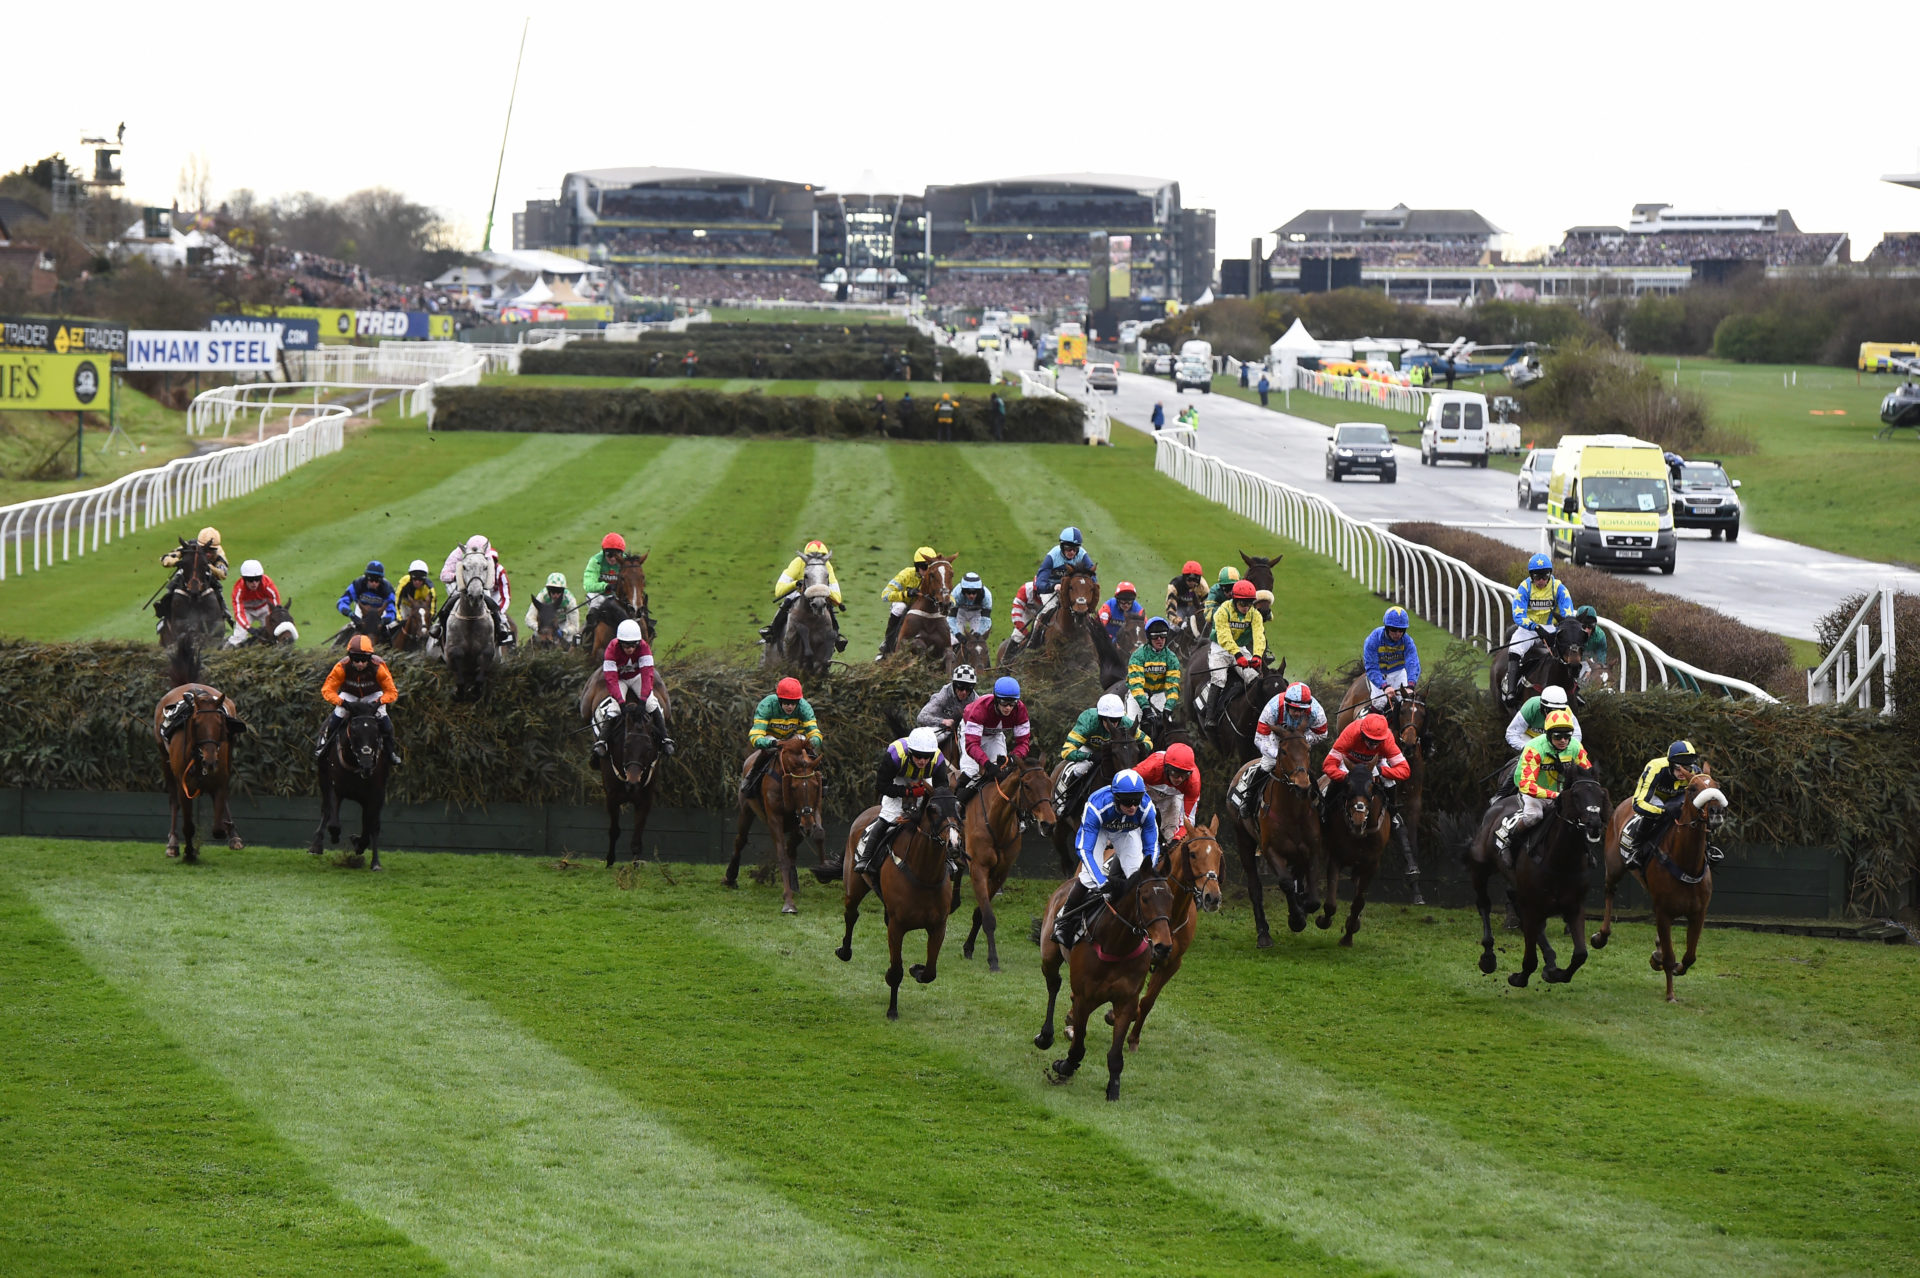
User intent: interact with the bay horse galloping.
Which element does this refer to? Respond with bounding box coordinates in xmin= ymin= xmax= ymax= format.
xmin=1237 ymin=549 xmax=1285 ymax=595
xmin=948 ymin=608 xmax=991 ymax=677
xmin=331 ymin=598 xmax=390 ymax=649
xmin=157 ymin=539 xmax=226 ymax=647
xmin=1492 ymin=621 xmax=1583 ymax=716
xmin=237 ymin=600 xmax=299 ymax=647
xmin=1316 ymin=762 xmax=1393 ymax=945
xmin=727 ymin=736 xmax=828 ymax=914
xmin=1229 ymin=728 xmax=1322 ymax=947
xmin=1184 ymin=657 xmax=1287 ymax=765
xmin=1594 ymin=771 xmax=1727 ymax=1001
xmin=1467 ymin=771 xmax=1609 ymax=986
xmin=1034 ymin=870 xmax=1177 ymax=1101
xmin=897 ymin=554 xmax=956 ymax=661
xmin=309 ymin=700 xmax=392 ymax=870
xmin=960 ymin=755 xmax=1058 ymax=972
xmin=153 ymin=637 xmax=246 ymax=862
xmin=598 ymin=698 xmax=660 ymax=866
xmin=835 ymin=791 xmax=964 ymax=1020
xmin=393 ymin=593 xmax=432 ymax=653
xmin=1116 ymin=820 xmax=1223 ymax=1051
xmin=1336 ymin=681 xmax=1431 ymax=904
xmin=588 ymin=553 xmax=651 ymax=654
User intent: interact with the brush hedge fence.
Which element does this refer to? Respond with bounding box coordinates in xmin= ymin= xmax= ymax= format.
xmin=434 ymin=385 xmax=1082 ymax=443
xmin=4 ymin=640 xmax=1914 ymax=912
xmin=521 ymin=330 xmax=990 ymax=383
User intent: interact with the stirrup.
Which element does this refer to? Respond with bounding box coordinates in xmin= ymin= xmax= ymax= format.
xmin=1706 ymin=844 xmax=1725 ymax=864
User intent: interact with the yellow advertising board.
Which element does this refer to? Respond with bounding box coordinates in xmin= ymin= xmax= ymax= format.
xmin=244 ymin=306 xmax=457 ymax=342
xmin=0 ymin=351 xmax=113 ymax=412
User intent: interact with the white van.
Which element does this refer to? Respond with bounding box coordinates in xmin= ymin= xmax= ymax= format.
xmin=1420 ymin=391 xmax=1490 ymax=468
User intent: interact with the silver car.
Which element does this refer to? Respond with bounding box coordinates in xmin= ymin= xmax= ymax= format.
xmin=1516 ymin=448 xmax=1555 ymax=509
xmin=1085 ymin=361 xmax=1119 ymax=392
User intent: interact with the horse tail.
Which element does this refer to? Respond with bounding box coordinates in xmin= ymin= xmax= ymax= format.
xmin=169 ymin=634 xmax=202 ymax=689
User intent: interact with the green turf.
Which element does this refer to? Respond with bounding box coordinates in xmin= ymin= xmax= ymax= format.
xmin=0 ymin=386 xmax=192 ymax=506
xmin=4 ymin=840 xmax=1914 ymax=1276
xmin=486 ymin=372 xmax=1000 ymax=398
xmin=0 ymin=418 xmax=1445 ymax=674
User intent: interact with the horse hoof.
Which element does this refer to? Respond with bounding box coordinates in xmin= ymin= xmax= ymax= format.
xmin=781 ymin=904 xmax=798 ymax=916
xmin=1287 ymin=914 xmax=1306 ymax=934
xmin=962 ymin=942 xmax=974 ymax=959
xmin=1256 ymin=931 xmax=1274 ymax=949
xmin=1591 ymin=932 xmax=1609 ymax=950
xmin=368 ymin=861 xmax=384 ymax=872
xmin=1478 ymin=951 xmax=1498 ymax=975
xmin=1126 ymin=1037 xmax=1139 ymax=1053
xmin=721 ymin=877 xmax=738 ymax=890
xmin=1106 ymin=1083 xmax=1121 ymax=1101
xmin=166 ymin=848 xmax=180 ymax=859
xmin=1507 ymin=972 xmax=1530 ymax=988
xmin=1315 ymin=915 xmax=1332 ymax=930
xmin=1544 ymin=968 xmax=1568 ymax=984
xmin=1103 ymin=1010 xmax=1116 ymax=1026
xmin=987 ymin=959 xmax=1001 ymax=974
xmin=1034 ymin=1030 xmax=1054 ymax=1050
xmin=1338 ymin=933 xmax=1354 ymax=948
xmin=1649 ymin=952 xmax=1663 ymax=972
xmin=911 ymin=965 xmax=935 ymax=985
xmin=834 ymin=946 xmax=852 ymax=963
xmin=307 ymin=845 xmax=323 ymax=857
xmin=605 ymin=856 xmax=616 ymax=869
xmin=886 ymin=1008 xmax=898 ymax=1022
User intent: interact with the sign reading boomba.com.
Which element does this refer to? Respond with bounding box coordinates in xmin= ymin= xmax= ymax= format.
xmin=0 ymin=316 xmax=130 ymax=361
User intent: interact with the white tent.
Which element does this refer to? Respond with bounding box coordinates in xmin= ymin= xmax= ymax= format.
xmin=508 ymin=278 xmax=555 ymax=306
xmin=1269 ymin=318 xmax=1319 ymax=359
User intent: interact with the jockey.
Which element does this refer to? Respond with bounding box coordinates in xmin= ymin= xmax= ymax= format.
xmin=1127 ymin=618 xmax=1182 ymax=718
xmin=433 ymin=535 xmax=514 ymax=648
xmin=1504 ymin=686 xmax=1581 ymax=752
xmin=1621 ymin=741 xmax=1721 ymax=868
xmin=956 ymin=676 xmax=1031 ymax=800
xmin=581 ymin=532 xmax=631 ymax=627
xmin=156 ymin=525 xmax=230 ymax=631
xmin=314 ymin=634 xmax=401 ymax=766
xmin=1053 ymin=769 xmax=1160 ymax=948
xmin=1505 ymin=552 xmax=1575 ymax=700
xmin=1231 ymin=682 xmax=1328 ymax=818
xmin=1203 ymin=566 xmax=1241 ymax=610
xmin=227 ymin=560 xmax=286 ymax=647
xmin=877 ymin=545 xmax=941 ymax=658
xmin=916 ymin=664 xmax=979 ymax=750
xmin=1493 ymin=708 xmax=1592 ymax=859
xmin=1031 ymin=526 xmax=1098 ymax=634
xmin=1574 ymin=604 xmax=1608 ymax=679
xmin=1058 ymin=693 xmax=1153 ymax=805
xmin=1098 ymin=583 xmax=1145 ymax=645
xmin=395 ymin=560 xmax=436 ymax=618
xmin=1007 ymin=580 xmax=1041 ymax=646
xmin=1198 ymin=580 xmax=1265 ymax=729
xmin=526 ymin=573 xmax=580 ymax=643
xmin=1135 ymin=743 xmax=1200 ymax=844
xmin=1319 ymin=712 xmax=1411 ymax=822
xmin=1362 ymin=606 xmax=1421 ymax=711
xmin=336 ymin=561 xmax=397 ymax=637
xmin=740 ymin=677 xmax=822 ymax=798
xmin=593 ymin=618 xmax=674 ymax=760
xmin=949 ymin=572 xmax=993 ymax=643
xmin=852 ymin=726 xmax=955 ymax=880
xmin=1165 ymin=560 xmax=1207 ymax=624
xmin=764 ymin=540 xmax=845 ymax=652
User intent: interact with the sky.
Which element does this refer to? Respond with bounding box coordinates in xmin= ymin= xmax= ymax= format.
xmin=11 ymin=2 xmax=1920 ymax=263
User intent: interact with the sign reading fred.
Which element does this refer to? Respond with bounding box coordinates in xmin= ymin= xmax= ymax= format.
xmin=126 ymin=331 xmax=281 ymax=372
xmin=0 ymin=352 xmax=113 ymax=411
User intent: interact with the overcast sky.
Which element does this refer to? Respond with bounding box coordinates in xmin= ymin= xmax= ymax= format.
xmin=13 ymin=2 xmax=1919 ymax=263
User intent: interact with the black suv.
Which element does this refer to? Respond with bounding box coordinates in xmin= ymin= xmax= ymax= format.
xmin=1326 ymin=422 xmax=1398 ymax=483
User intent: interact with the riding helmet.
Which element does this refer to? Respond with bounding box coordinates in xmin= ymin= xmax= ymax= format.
xmin=601 ymin=533 xmax=627 ymax=552
xmin=905 ymin=727 xmax=941 ymax=755
xmin=1668 ymin=740 xmax=1698 ymax=763
xmin=466 ymin=534 xmax=491 ymax=553
xmin=1284 ymin=682 xmax=1312 ymax=709
xmin=1109 ymin=769 xmax=1147 ymax=797
xmin=365 ymin=561 xmax=385 ymax=577
xmin=1216 ymin=566 xmax=1241 ymax=584
xmin=993 ymin=676 xmax=1021 ymax=699
xmin=958 ymin=572 xmax=984 ymax=592
xmin=1544 ymin=709 xmax=1576 ymax=733
xmin=1382 ymin=606 xmax=1410 ymax=630
xmin=198 ymin=526 xmax=222 ymax=546
xmin=1144 ymin=617 xmax=1170 ymax=635
xmin=803 ymin=539 xmax=830 ymax=556
xmin=1116 ymin=581 xmax=1136 ymax=598
xmin=546 ymin=572 xmax=568 ymax=589
xmin=1526 ymin=552 xmax=1552 ymax=574
xmin=346 ymin=634 xmax=374 ymax=657
xmin=239 ymin=559 xmax=264 ymax=579
xmin=914 ymin=546 xmax=938 ymax=565
xmin=1231 ymin=580 xmax=1257 ymax=600
xmin=616 ymin=619 xmax=644 ymax=644
xmin=951 ymin=664 xmax=978 ymax=686
xmin=1096 ymin=693 xmax=1126 ymax=719
xmin=775 ymin=677 xmax=804 ymax=701
xmin=1182 ymin=560 xmax=1203 ymax=577
xmin=1541 ymin=686 xmax=1569 ymax=708
xmin=1164 ymin=742 xmax=1196 ymax=771
xmin=1360 ymin=714 xmax=1393 ymax=742
xmin=1058 ymin=526 xmax=1083 ymax=546
xmin=408 ymin=559 xmax=429 ymax=574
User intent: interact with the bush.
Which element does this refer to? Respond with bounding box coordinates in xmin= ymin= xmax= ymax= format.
xmin=1141 ymin=291 xmax=1604 ymax=363
xmin=1613 ymin=276 xmax=1920 ymax=366
xmin=1389 ymin=522 xmax=1796 ymax=694
xmin=1516 ymin=337 xmax=1747 ymax=455
xmin=433 ymin=385 xmax=1084 ymax=443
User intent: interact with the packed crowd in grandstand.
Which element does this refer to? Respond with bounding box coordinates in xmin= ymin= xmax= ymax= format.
xmin=1266 ymin=242 xmax=1488 ymax=269
xmin=260 ymin=246 xmax=482 ymax=314
xmin=594 ymin=194 xmax=766 ymax=222
xmin=977 ymin=197 xmax=1153 ymax=227
xmin=942 ymin=234 xmax=1091 ymax=263
xmin=1549 ymin=232 xmax=1846 ymax=268
xmin=622 ymin=267 xmax=825 ymax=303
xmin=599 ymin=232 xmax=798 ymax=259
xmin=925 ymin=274 xmax=1087 ymax=309
xmin=1865 ymin=233 xmax=1920 ymax=266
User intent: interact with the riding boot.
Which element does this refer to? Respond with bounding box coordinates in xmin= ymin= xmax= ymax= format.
xmin=650 ymin=705 xmax=677 ymax=756
xmin=739 ymin=753 xmax=765 ymax=799
xmin=877 ymin=610 xmax=904 ymax=659
xmin=855 ymin=820 xmax=893 ymax=878
xmin=1493 ymin=814 xmax=1522 ymax=866
xmin=379 ymin=714 xmax=402 ymax=767
xmin=591 ymin=717 xmax=610 ymax=762
xmin=1053 ymin=880 xmax=1094 ymax=948
xmin=1232 ymin=762 xmax=1268 ymax=820
xmin=486 ymin=598 xmax=513 ymax=647
xmin=313 ymin=714 xmax=340 ymax=761
xmin=429 ymin=596 xmax=453 ymax=641
xmin=1619 ymin=816 xmax=1644 ymax=867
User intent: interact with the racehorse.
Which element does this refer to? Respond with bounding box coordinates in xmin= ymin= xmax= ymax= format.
xmin=1184 ymin=656 xmax=1287 ymax=764
xmin=1228 ymin=727 xmax=1322 ymax=947
xmin=1114 ymin=820 xmax=1223 ymax=1051
xmin=896 ymin=554 xmax=956 ymax=660
xmin=157 ymin=539 xmax=226 ymax=647
xmin=1492 ymin=621 xmax=1584 ymax=715
xmin=727 ymin=736 xmax=828 ymax=914
xmin=442 ymin=549 xmax=499 ymax=700
xmin=1086 ymin=614 xmax=1131 ymax=692
xmin=588 ymin=553 xmax=651 ymax=653
xmin=1049 ymin=736 xmax=1146 ymax=873
xmin=1336 ymin=678 xmax=1432 ymax=904
xmin=765 ymin=578 xmax=839 ymax=676
xmin=1237 ymin=549 xmax=1285 ymax=594
xmin=237 ymin=601 xmax=299 ymax=646
xmin=998 ymin=565 xmax=1099 ymax=666
xmin=947 ymin=605 xmax=992 ymax=675
xmin=308 ymin=699 xmax=392 ymax=870
xmin=596 ymin=697 xmax=661 ymax=867
xmin=960 ymin=755 xmax=1058 ymax=972
xmin=1594 ymin=771 xmax=1727 ymax=1001
xmin=1034 ymin=869 xmax=1177 ymax=1101
xmin=393 ymin=594 xmax=432 ymax=653
xmin=1315 ymin=761 xmax=1393 ymax=945
xmin=835 ymin=789 xmax=964 ymax=1020
xmin=1467 ymin=771 xmax=1610 ymax=986
xmin=153 ymin=636 xmax=245 ymax=862
xmin=529 ymin=594 xmax=574 ymax=648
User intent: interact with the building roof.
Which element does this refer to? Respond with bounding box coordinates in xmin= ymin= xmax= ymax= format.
xmin=1271 ymin=204 xmax=1504 ymax=238
xmin=564 ymin=166 xmax=813 ymax=190
xmin=0 ymin=196 xmax=49 ymax=240
xmin=947 ymin=173 xmax=1174 ymax=197
xmin=1886 ymin=173 xmax=1920 ymax=190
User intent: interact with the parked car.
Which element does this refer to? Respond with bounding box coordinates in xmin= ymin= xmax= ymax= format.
xmin=1670 ymin=458 xmax=1742 ymax=540
xmin=1085 ymin=361 xmax=1119 ymax=392
xmin=1146 ymin=343 xmax=1174 ymax=375
xmin=1516 ymin=447 xmax=1556 ymax=509
xmin=1325 ymin=422 xmax=1398 ymax=483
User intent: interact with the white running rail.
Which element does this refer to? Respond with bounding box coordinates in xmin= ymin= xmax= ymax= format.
xmin=1154 ymin=434 xmax=1778 ymax=702
xmin=0 ymin=413 xmax=346 ymax=581
xmin=1807 ymin=586 xmax=1898 ymax=713
xmin=194 ymin=354 xmax=485 ymax=437
xmin=1293 ymin=367 xmax=1432 ymax=417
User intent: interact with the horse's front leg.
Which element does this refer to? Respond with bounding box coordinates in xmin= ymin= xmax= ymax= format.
xmin=1592 ymin=863 xmax=1620 ymax=949
xmin=166 ymin=780 xmax=183 ymax=859
xmin=1236 ymin=831 xmax=1272 ymax=947
xmin=1508 ymin=910 xmax=1541 ymax=988
xmin=1316 ymin=854 xmax=1338 ymax=930
xmin=1474 ymin=862 xmax=1498 ymax=974
xmin=884 ymin=913 xmax=907 ymax=1020
xmin=215 ymin=783 xmax=242 ymax=850
xmin=1340 ymin=859 xmax=1375 ymax=947
xmin=1034 ymin=922 xmax=1064 ymax=1049
xmin=910 ymin=912 xmax=945 ymax=986
xmin=965 ymin=862 xmax=1001 ymax=972
xmin=180 ymin=786 xmax=199 ymax=864
xmin=1677 ymin=900 xmax=1706 ymax=979
xmin=1105 ymin=992 xmax=1135 ymax=1101
xmin=835 ymin=867 xmax=868 ymax=962
xmin=365 ymin=798 xmax=384 ymax=872
xmin=605 ymin=793 xmax=622 ymax=868
xmin=1554 ymin=906 xmax=1588 ymax=982
xmin=724 ymin=800 xmax=754 ymax=888
xmin=775 ymin=823 xmax=799 ymax=915
xmin=1652 ymin=908 xmax=1679 ymax=1001
xmin=1128 ymin=954 xmax=1181 ymax=1050
xmin=629 ymin=795 xmax=649 ymax=864
xmin=1049 ymin=990 xmax=1090 ymax=1084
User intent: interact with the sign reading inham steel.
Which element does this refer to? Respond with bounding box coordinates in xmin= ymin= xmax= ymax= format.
xmin=125 ymin=330 xmax=281 ymax=372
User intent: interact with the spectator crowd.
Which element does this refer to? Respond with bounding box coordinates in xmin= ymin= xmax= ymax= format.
xmin=622 ymin=266 xmax=825 ymax=303
xmin=1266 ymin=241 xmax=1488 ymax=269
xmin=1866 ymin=233 xmax=1920 ymax=267
xmin=942 ymin=234 xmax=1091 ymax=263
xmin=1550 ymin=231 xmax=1846 ymax=267
xmin=599 ymin=231 xmax=799 ymax=260
xmin=926 ymin=273 xmax=1087 ymax=310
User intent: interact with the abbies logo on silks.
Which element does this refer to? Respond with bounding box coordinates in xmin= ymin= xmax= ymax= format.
xmin=72 ymin=358 xmax=100 ymax=405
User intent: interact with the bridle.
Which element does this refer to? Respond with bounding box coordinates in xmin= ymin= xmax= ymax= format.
xmin=1167 ymin=832 xmax=1222 ymax=917
xmin=1272 ymin=728 xmax=1315 ymax=797
xmin=992 ymin=760 xmax=1055 ymax=828
xmin=1097 ymin=874 xmax=1175 ymax=958
xmin=176 ymin=691 xmax=228 ymax=799
xmin=776 ymin=747 xmax=823 ymax=833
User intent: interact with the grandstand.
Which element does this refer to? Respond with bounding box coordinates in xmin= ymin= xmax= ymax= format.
xmin=1551 ymin=205 xmax=1849 ymax=270
xmin=815 ymin=191 xmax=925 ymax=297
xmin=1268 ymin=205 xmax=1501 ymax=273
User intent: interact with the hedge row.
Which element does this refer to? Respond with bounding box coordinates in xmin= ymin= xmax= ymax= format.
xmin=1390 ymin=522 xmax=1797 ymax=695
xmin=521 ymin=344 xmax=990 ymax=383
xmin=434 ymin=386 xmax=1082 ymax=443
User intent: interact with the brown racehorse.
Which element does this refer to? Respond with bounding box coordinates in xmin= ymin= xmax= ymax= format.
xmin=726 ymin=736 xmax=828 ymax=914
xmin=1316 ymin=761 xmax=1394 ymax=945
xmin=1336 ymin=679 xmax=1430 ymax=904
xmin=1467 ymin=772 xmax=1609 ymax=986
xmin=1034 ymin=870 xmax=1177 ymax=1101
xmin=835 ymin=791 xmax=964 ymax=1019
xmin=393 ymin=594 xmax=432 ymax=652
xmin=1228 ymin=727 xmax=1323 ymax=946
xmin=597 ymin=697 xmax=661 ymax=867
xmin=998 ymin=565 xmax=1099 ymax=665
xmin=1594 ymin=771 xmax=1727 ymax=1001
xmin=1049 ymin=736 xmax=1146 ymax=872
xmin=157 ymin=540 xmax=225 ymax=647
xmin=153 ymin=637 xmax=245 ymax=862
xmin=237 ymin=600 xmax=299 ymax=646
xmin=1114 ymin=819 xmax=1224 ymax=1050
xmin=331 ymin=597 xmax=390 ymax=648
xmin=1237 ymin=550 xmax=1285 ymax=594
xmin=308 ymin=700 xmax=392 ymax=870
xmin=1183 ymin=656 xmax=1287 ymax=765
xmin=960 ymin=755 xmax=1058 ymax=972
xmin=588 ymin=553 xmax=651 ymax=653
xmin=897 ymin=555 xmax=956 ymax=660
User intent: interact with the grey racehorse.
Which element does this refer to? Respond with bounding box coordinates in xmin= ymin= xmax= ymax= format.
xmin=443 ymin=549 xmax=499 ymax=699
xmin=765 ymin=560 xmax=838 ymax=675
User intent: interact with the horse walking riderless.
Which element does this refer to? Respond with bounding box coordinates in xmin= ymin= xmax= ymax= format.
xmin=309 ymin=701 xmax=392 ymax=870
xmin=1033 ymin=869 xmax=1177 ymax=1101
xmin=835 ymin=790 xmax=964 ymax=1020
xmin=153 ymin=636 xmax=246 ymax=862
xmin=895 ymin=554 xmax=957 ymax=661
xmin=443 ymin=549 xmax=500 ymax=700
xmin=1467 ymin=771 xmax=1610 ymax=986
xmin=960 ymin=756 xmax=1058 ymax=972
xmin=1594 ymin=772 xmax=1727 ymax=1001
xmin=588 ymin=553 xmax=651 ymax=654
xmin=1228 ymin=728 xmax=1322 ymax=947
xmin=727 ymin=737 xmax=829 ymax=914
xmin=1491 ymin=622 xmax=1584 ymax=716
xmin=1111 ymin=821 xmax=1223 ymax=1051
xmin=1335 ymin=679 xmax=1432 ymax=904
xmin=596 ymin=697 xmax=661 ymax=866
xmin=1316 ymin=762 xmax=1394 ymax=945
xmin=156 ymin=539 xmax=226 ymax=647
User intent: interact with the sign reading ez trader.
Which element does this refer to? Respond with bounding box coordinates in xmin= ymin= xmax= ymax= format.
xmin=0 ymin=316 xmax=129 ymax=361
xmin=0 ymin=352 xmax=113 ymax=411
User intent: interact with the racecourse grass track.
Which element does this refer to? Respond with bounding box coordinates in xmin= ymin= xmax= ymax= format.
xmin=2 ymin=840 xmax=1915 ymax=1276
xmin=485 ymin=373 xmax=1006 ymax=398
xmin=0 ymin=417 xmax=1444 ymax=670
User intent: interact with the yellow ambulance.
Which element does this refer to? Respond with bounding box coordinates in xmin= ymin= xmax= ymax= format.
xmin=1545 ymin=433 xmax=1676 ymax=573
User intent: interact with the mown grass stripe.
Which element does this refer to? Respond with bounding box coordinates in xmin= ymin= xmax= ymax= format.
xmin=0 ymin=880 xmax=446 ymax=1277
xmin=22 ymin=866 xmax=891 ymax=1278
xmin=792 ymin=443 xmax=897 ymax=655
